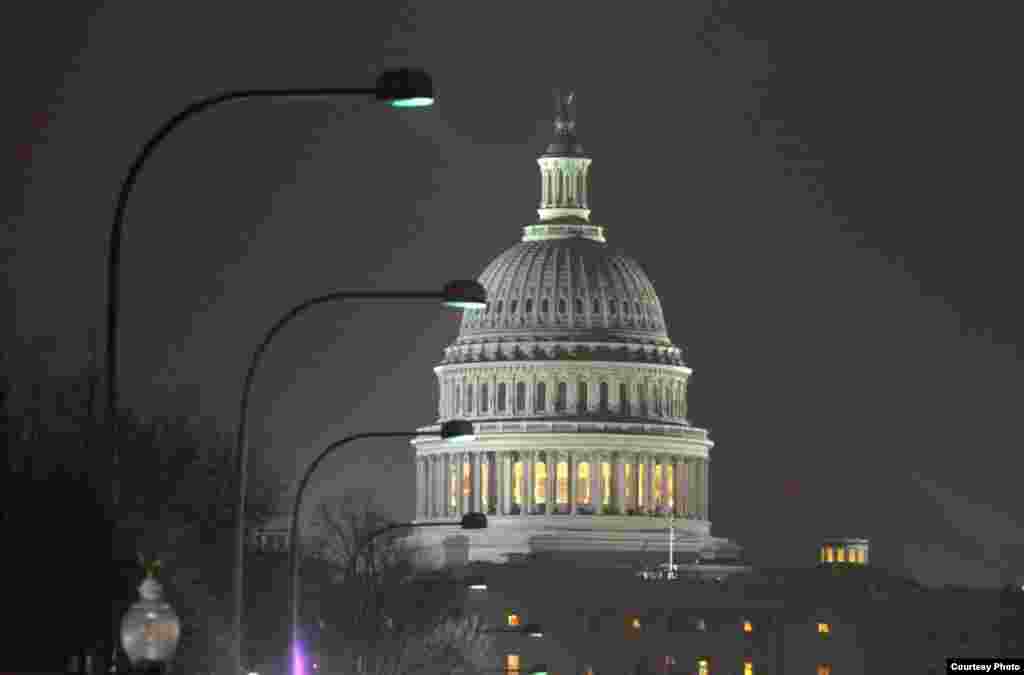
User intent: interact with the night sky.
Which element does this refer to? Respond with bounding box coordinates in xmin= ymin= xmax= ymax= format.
xmin=5 ymin=2 xmax=1020 ymax=587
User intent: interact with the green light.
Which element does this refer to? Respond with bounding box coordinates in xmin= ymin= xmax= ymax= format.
xmin=442 ymin=299 xmax=487 ymax=310
xmin=390 ymin=96 xmax=435 ymax=108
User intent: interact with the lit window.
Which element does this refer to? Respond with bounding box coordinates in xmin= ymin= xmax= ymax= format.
xmin=506 ymin=654 xmax=520 ymax=673
xmin=697 ymin=658 xmax=710 ymax=675
xmin=817 ymin=665 xmax=831 ymax=675
xmin=823 ymin=546 xmax=834 ymax=563
xmin=508 ymin=613 xmax=521 ymax=627
xmin=630 ymin=617 xmax=641 ymax=630
xmin=744 ymin=660 xmax=754 ymax=675
xmin=817 ymin=622 xmax=831 ymax=635
xmin=743 ymin=620 xmax=753 ymax=633
xmin=836 ymin=548 xmax=846 ymax=562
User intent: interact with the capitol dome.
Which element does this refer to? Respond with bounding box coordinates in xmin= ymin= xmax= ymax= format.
xmin=408 ymin=92 xmax=738 ymax=570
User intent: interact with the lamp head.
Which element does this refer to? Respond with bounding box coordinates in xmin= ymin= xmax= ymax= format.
xmin=460 ymin=511 xmax=488 ymax=530
xmin=375 ymin=68 xmax=435 ymax=107
xmin=441 ymin=279 xmax=488 ymax=310
xmin=440 ymin=419 xmax=475 ymax=442
xmin=465 ymin=575 xmax=488 ymax=591
xmin=522 ymin=623 xmax=544 ymax=638
xmin=528 ymin=666 xmax=549 ymax=675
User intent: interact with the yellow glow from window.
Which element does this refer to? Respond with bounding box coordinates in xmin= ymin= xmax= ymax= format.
xmin=743 ymin=620 xmax=753 ymax=633
xmin=624 ymin=464 xmax=633 ymax=502
xmin=506 ymin=653 xmax=520 ymax=672
xmin=481 ymin=462 xmax=488 ymax=506
xmin=744 ymin=660 xmax=754 ymax=675
xmin=602 ymin=462 xmax=612 ymax=505
xmin=508 ymin=613 xmax=520 ymax=627
xmin=817 ymin=622 xmax=830 ymax=634
xmin=630 ymin=617 xmax=641 ymax=629
xmin=557 ymin=461 xmax=569 ymax=503
xmin=450 ymin=465 xmax=457 ymax=508
xmin=463 ymin=462 xmax=471 ymax=497
xmin=578 ymin=462 xmax=591 ymax=504
xmin=653 ymin=464 xmax=662 ymax=503
xmin=638 ymin=463 xmax=645 ymax=505
xmin=824 ymin=546 xmax=833 ymax=562
xmin=535 ymin=461 xmax=547 ymax=503
xmin=513 ymin=462 xmax=522 ymax=503
xmin=697 ymin=659 xmax=710 ymax=675
xmin=817 ymin=665 xmax=831 ymax=675
xmin=836 ymin=547 xmax=846 ymax=562
xmin=666 ymin=464 xmax=674 ymax=507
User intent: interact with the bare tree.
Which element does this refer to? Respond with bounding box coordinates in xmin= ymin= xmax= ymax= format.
xmin=306 ymin=491 xmax=495 ymax=675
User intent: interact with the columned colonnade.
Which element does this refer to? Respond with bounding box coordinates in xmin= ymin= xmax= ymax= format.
xmin=415 ymin=450 xmax=710 ymax=520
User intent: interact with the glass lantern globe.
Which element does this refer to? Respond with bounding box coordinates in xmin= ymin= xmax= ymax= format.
xmin=121 ymin=574 xmax=181 ymax=667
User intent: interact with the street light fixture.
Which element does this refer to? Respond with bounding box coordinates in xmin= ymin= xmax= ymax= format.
xmin=484 ymin=623 xmax=545 ymax=639
xmin=231 ymin=280 xmax=485 ymax=675
xmin=288 ymin=420 xmax=479 ymax=675
xmin=120 ymin=563 xmax=180 ymax=674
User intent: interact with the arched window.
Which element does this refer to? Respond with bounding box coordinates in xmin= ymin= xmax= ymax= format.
xmin=609 ymin=299 xmax=617 ymax=315
xmin=455 ymin=385 xmax=461 ymax=413
xmin=481 ymin=383 xmax=489 ymax=413
xmin=599 ymin=382 xmax=609 ymax=411
xmin=559 ymin=298 xmax=567 ymax=314
xmin=576 ymin=298 xmax=584 ymax=315
xmin=466 ymin=384 xmax=473 ymax=413
xmin=556 ymin=382 xmax=567 ymax=411
xmin=577 ymin=381 xmax=589 ymax=413
xmin=535 ymin=381 xmax=546 ymax=412
xmin=510 ymin=299 xmax=518 ymax=314
xmin=496 ymin=300 xmax=503 ymax=314
xmin=516 ymin=382 xmax=526 ymax=412
xmin=541 ymin=298 xmax=550 ymax=314
xmin=498 ymin=383 xmax=507 ymax=412
xmin=619 ymin=383 xmax=630 ymax=415
xmin=593 ymin=298 xmax=600 ymax=314
xmin=525 ymin=299 xmax=534 ymax=314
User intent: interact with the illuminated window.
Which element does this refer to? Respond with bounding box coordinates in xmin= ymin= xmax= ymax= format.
xmin=744 ymin=660 xmax=754 ymax=675
xmin=577 ymin=462 xmax=591 ymax=504
xmin=817 ymin=665 xmax=831 ymax=675
xmin=624 ymin=464 xmax=633 ymax=504
xmin=817 ymin=622 xmax=831 ymax=635
xmin=481 ymin=461 xmax=489 ymax=507
xmin=508 ymin=613 xmax=521 ymax=627
xmin=557 ymin=461 xmax=569 ymax=504
xmin=653 ymin=464 xmax=662 ymax=504
xmin=534 ymin=461 xmax=547 ymax=504
xmin=506 ymin=653 xmax=520 ymax=673
xmin=512 ymin=460 xmax=523 ymax=504
xmin=836 ymin=547 xmax=846 ymax=562
xmin=638 ymin=462 xmax=646 ymax=506
xmin=743 ymin=619 xmax=753 ymax=633
xmin=824 ymin=546 xmax=834 ymax=563
xmin=697 ymin=658 xmax=710 ymax=675
xmin=602 ymin=462 xmax=612 ymax=505
xmin=666 ymin=464 xmax=674 ymax=508
xmin=463 ymin=462 xmax=471 ymax=497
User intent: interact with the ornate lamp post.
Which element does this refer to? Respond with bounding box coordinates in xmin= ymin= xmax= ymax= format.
xmin=120 ymin=558 xmax=180 ymax=675
xmin=287 ymin=420 xmax=482 ymax=675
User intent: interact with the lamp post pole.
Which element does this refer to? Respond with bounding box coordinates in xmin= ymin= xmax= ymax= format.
xmin=287 ymin=424 xmax=481 ymax=675
xmin=232 ymin=283 xmax=484 ymax=675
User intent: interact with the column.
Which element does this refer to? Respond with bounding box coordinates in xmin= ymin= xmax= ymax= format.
xmin=520 ymin=451 xmax=531 ymax=517
xmin=433 ymin=455 xmax=441 ymax=518
xmin=444 ymin=453 xmax=453 ymax=518
xmin=659 ymin=456 xmax=670 ymax=513
xmin=694 ymin=459 xmax=704 ymax=520
xmin=706 ymin=458 xmax=711 ymax=522
xmin=673 ymin=457 xmax=685 ymax=516
xmin=568 ymin=452 xmax=577 ymax=516
xmin=546 ymin=451 xmax=556 ymax=515
xmin=471 ymin=452 xmax=482 ymax=513
xmin=644 ymin=455 xmax=655 ymax=513
xmin=590 ymin=453 xmax=602 ymax=513
xmin=613 ymin=454 xmax=626 ymax=513
xmin=487 ymin=452 xmax=497 ymax=514
xmin=500 ymin=453 xmax=511 ymax=515
xmin=416 ymin=457 xmax=425 ymax=519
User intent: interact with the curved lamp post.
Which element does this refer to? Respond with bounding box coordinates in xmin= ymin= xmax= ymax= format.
xmin=232 ymin=280 xmax=485 ymax=674
xmin=104 ymin=66 xmax=435 ymax=511
xmin=288 ymin=419 xmax=480 ymax=675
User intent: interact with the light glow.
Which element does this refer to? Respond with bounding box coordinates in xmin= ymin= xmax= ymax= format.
xmin=390 ymin=96 xmax=435 ymax=108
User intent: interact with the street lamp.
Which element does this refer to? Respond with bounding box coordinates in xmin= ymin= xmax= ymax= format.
xmin=120 ymin=560 xmax=180 ymax=674
xmin=484 ymin=624 xmax=545 ymax=639
xmin=232 ymin=280 xmax=485 ymax=675
xmin=103 ymin=66 xmax=435 ymax=511
xmin=288 ymin=420 xmax=479 ymax=675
